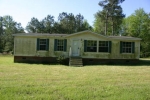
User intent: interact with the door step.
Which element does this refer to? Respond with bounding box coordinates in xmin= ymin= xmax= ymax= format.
xmin=69 ymin=57 xmax=83 ymax=67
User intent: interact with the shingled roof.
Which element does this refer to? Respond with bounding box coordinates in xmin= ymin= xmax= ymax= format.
xmin=13 ymin=30 xmax=141 ymax=40
xmin=108 ymin=36 xmax=141 ymax=40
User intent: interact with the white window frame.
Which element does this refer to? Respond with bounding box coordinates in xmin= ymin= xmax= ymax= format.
xmin=99 ymin=41 xmax=109 ymax=52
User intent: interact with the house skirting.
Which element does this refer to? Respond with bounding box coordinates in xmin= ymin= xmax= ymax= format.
xmin=14 ymin=56 xmax=139 ymax=65
xmin=14 ymin=56 xmax=69 ymax=65
xmin=82 ymin=58 xmax=139 ymax=65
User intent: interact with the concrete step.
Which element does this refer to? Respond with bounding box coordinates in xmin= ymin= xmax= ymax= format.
xmin=70 ymin=61 xmax=83 ymax=63
xmin=70 ymin=65 xmax=83 ymax=67
xmin=70 ymin=62 xmax=83 ymax=65
xmin=69 ymin=57 xmax=83 ymax=67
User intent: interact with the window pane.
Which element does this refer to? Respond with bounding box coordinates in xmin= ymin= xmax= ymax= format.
xmin=86 ymin=40 xmax=97 ymax=52
xmin=99 ymin=47 xmax=108 ymax=52
xmin=122 ymin=42 xmax=132 ymax=53
xmin=99 ymin=41 xmax=109 ymax=52
xmin=40 ymin=45 xmax=46 ymax=50
xmin=40 ymin=39 xmax=46 ymax=44
xmin=57 ymin=40 xmax=64 ymax=51
xmin=39 ymin=39 xmax=47 ymax=50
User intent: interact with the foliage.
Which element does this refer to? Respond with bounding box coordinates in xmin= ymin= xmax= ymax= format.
xmin=57 ymin=55 xmax=66 ymax=64
xmin=94 ymin=0 xmax=125 ymax=35
xmin=121 ymin=8 xmax=150 ymax=57
xmin=26 ymin=15 xmax=55 ymax=33
xmin=26 ymin=17 xmax=40 ymax=33
xmin=0 ymin=56 xmax=150 ymax=100
xmin=26 ymin=13 xmax=92 ymax=34
xmin=0 ymin=16 xmax=24 ymax=52
xmin=41 ymin=15 xmax=55 ymax=33
xmin=93 ymin=11 xmax=105 ymax=34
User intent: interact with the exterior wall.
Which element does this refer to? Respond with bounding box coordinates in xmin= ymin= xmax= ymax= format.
xmin=14 ymin=31 xmax=140 ymax=64
xmin=110 ymin=40 xmax=140 ymax=59
xmin=14 ymin=36 xmax=69 ymax=58
xmin=67 ymin=32 xmax=110 ymax=57
xmin=14 ymin=37 xmax=36 ymax=56
xmin=67 ymin=31 xmax=140 ymax=59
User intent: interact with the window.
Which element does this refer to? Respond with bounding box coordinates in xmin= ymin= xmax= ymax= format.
xmin=99 ymin=41 xmax=109 ymax=52
xmin=84 ymin=40 xmax=97 ymax=52
xmin=54 ymin=39 xmax=67 ymax=51
xmin=37 ymin=39 xmax=49 ymax=51
xmin=120 ymin=42 xmax=134 ymax=53
xmin=39 ymin=39 xmax=47 ymax=50
xmin=57 ymin=39 xmax=64 ymax=51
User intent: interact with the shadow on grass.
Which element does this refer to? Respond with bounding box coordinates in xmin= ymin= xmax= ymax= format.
xmin=14 ymin=61 xmax=69 ymax=66
xmin=105 ymin=59 xmax=150 ymax=66
xmin=135 ymin=59 xmax=150 ymax=66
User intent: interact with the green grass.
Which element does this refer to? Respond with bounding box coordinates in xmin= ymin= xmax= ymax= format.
xmin=0 ymin=56 xmax=150 ymax=100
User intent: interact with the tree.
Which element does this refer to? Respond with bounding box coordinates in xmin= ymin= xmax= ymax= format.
xmin=0 ymin=15 xmax=24 ymax=52
xmin=82 ymin=20 xmax=93 ymax=31
xmin=26 ymin=17 xmax=40 ymax=33
xmin=41 ymin=15 xmax=55 ymax=33
xmin=58 ymin=12 xmax=76 ymax=34
xmin=0 ymin=16 xmax=4 ymax=52
xmin=121 ymin=8 xmax=150 ymax=57
xmin=57 ymin=12 xmax=92 ymax=34
xmin=53 ymin=22 xmax=61 ymax=33
xmin=26 ymin=15 xmax=55 ymax=33
xmin=94 ymin=0 xmax=125 ymax=35
xmin=75 ymin=13 xmax=84 ymax=32
xmin=26 ymin=13 xmax=92 ymax=34
xmin=93 ymin=11 xmax=105 ymax=34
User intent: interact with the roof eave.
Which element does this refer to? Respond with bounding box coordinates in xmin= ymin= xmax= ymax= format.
xmin=64 ymin=30 xmax=109 ymax=39
xmin=110 ymin=38 xmax=142 ymax=41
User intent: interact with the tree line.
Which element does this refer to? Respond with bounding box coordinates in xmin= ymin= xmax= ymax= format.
xmin=26 ymin=12 xmax=92 ymax=34
xmin=0 ymin=0 xmax=150 ymax=57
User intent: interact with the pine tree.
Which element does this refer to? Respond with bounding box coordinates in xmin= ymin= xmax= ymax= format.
xmin=97 ymin=0 xmax=125 ymax=35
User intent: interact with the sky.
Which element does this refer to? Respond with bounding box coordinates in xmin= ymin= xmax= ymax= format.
xmin=0 ymin=0 xmax=150 ymax=29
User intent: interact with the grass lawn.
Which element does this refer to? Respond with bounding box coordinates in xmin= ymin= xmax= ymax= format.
xmin=0 ymin=56 xmax=150 ymax=100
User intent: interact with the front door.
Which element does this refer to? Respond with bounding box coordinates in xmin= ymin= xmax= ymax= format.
xmin=72 ymin=40 xmax=79 ymax=56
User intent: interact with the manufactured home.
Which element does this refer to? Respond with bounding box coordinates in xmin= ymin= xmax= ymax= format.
xmin=13 ymin=30 xmax=141 ymax=66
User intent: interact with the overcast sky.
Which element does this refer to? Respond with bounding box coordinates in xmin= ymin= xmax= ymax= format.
xmin=0 ymin=0 xmax=149 ymax=29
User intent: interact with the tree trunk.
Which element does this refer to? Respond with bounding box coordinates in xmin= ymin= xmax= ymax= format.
xmin=112 ymin=17 xmax=114 ymax=36
xmin=105 ymin=12 xmax=108 ymax=35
